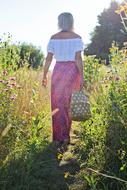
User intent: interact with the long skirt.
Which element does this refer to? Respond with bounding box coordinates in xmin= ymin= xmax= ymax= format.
xmin=51 ymin=61 xmax=81 ymax=141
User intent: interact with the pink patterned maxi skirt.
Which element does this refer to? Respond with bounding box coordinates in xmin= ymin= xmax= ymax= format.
xmin=51 ymin=61 xmax=81 ymax=142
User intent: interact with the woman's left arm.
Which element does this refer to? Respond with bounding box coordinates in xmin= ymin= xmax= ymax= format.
xmin=42 ymin=52 xmax=53 ymax=87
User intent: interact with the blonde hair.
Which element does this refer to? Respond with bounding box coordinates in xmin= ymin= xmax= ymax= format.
xmin=58 ymin=12 xmax=74 ymax=32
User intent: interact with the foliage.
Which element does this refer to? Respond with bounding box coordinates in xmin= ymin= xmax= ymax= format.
xmin=19 ymin=43 xmax=44 ymax=69
xmin=0 ymin=36 xmax=51 ymax=189
xmin=78 ymin=43 xmax=127 ymax=190
xmin=0 ymin=34 xmax=44 ymax=69
xmin=0 ymin=68 xmax=51 ymax=189
xmin=84 ymin=1 xmax=127 ymax=62
xmin=83 ymin=56 xmax=100 ymax=91
xmin=0 ymin=34 xmax=20 ymax=72
xmin=0 ymin=35 xmax=20 ymax=132
xmin=1 ymin=35 xmax=127 ymax=189
xmin=116 ymin=0 xmax=127 ymax=32
xmin=0 ymin=71 xmax=19 ymax=130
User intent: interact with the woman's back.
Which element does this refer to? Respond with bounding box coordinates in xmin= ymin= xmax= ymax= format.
xmin=47 ymin=31 xmax=83 ymax=62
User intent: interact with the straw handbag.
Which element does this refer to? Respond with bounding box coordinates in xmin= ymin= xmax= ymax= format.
xmin=70 ymin=88 xmax=91 ymax=121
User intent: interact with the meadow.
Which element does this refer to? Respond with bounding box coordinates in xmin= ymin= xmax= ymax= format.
xmin=0 ymin=36 xmax=127 ymax=190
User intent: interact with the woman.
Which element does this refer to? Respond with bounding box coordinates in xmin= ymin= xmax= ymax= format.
xmin=42 ymin=12 xmax=84 ymax=144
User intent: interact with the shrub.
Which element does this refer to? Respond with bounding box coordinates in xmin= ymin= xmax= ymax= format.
xmin=78 ymin=44 xmax=127 ymax=190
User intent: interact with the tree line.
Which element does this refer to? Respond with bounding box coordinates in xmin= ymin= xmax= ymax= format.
xmin=0 ymin=34 xmax=44 ymax=69
xmin=84 ymin=1 xmax=127 ymax=63
xmin=1 ymin=1 xmax=126 ymax=69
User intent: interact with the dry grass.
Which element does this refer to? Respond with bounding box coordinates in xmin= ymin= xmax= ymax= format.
xmin=14 ymin=67 xmax=51 ymax=117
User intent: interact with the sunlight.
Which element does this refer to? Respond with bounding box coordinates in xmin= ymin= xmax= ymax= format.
xmin=0 ymin=0 xmax=123 ymax=55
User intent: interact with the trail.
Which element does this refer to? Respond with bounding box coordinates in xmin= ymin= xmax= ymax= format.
xmin=38 ymin=127 xmax=85 ymax=190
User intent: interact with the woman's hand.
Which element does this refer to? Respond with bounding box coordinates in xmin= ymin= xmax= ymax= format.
xmin=42 ymin=52 xmax=53 ymax=88
xmin=42 ymin=76 xmax=47 ymax=88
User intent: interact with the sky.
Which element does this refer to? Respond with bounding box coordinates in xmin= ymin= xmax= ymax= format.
xmin=0 ymin=0 xmax=122 ymax=56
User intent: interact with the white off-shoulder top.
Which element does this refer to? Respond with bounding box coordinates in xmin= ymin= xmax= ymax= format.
xmin=47 ymin=38 xmax=84 ymax=62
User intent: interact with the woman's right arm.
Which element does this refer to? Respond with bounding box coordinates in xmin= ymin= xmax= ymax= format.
xmin=75 ymin=51 xmax=84 ymax=87
xmin=42 ymin=52 xmax=53 ymax=87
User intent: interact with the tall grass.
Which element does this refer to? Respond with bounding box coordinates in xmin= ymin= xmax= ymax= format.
xmin=0 ymin=65 xmax=52 ymax=189
xmin=76 ymin=43 xmax=127 ymax=190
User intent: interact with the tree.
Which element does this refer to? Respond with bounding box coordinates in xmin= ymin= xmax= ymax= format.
xmin=84 ymin=1 xmax=127 ymax=62
xmin=0 ymin=34 xmax=44 ymax=69
xmin=19 ymin=43 xmax=44 ymax=69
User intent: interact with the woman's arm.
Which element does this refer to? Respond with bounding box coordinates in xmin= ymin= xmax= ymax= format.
xmin=75 ymin=51 xmax=84 ymax=87
xmin=42 ymin=52 xmax=53 ymax=87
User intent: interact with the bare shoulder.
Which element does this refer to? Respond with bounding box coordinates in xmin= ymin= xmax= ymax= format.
xmin=50 ymin=32 xmax=62 ymax=39
xmin=71 ymin=32 xmax=82 ymax=39
xmin=50 ymin=31 xmax=82 ymax=39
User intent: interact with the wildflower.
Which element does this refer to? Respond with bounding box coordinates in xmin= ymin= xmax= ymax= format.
xmin=3 ymin=88 xmax=9 ymax=92
xmin=2 ymin=69 xmax=8 ymax=76
xmin=10 ymin=94 xmax=17 ymax=100
xmin=64 ymin=172 xmax=69 ymax=179
xmin=57 ymin=153 xmax=63 ymax=160
xmin=115 ymin=76 xmax=120 ymax=81
xmin=10 ymin=82 xmax=17 ymax=87
xmin=0 ymin=79 xmax=4 ymax=83
xmin=2 ymin=80 xmax=8 ymax=84
xmin=7 ymin=84 xmax=13 ymax=89
xmin=9 ymin=76 xmax=16 ymax=81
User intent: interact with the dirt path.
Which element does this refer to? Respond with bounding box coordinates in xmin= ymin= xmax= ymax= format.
xmin=38 ymin=128 xmax=85 ymax=190
xmin=58 ymin=130 xmax=84 ymax=190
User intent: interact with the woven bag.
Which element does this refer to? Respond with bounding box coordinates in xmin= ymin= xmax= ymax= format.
xmin=70 ymin=88 xmax=91 ymax=121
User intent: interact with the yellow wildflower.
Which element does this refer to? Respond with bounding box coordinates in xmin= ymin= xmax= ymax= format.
xmin=57 ymin=153 xmax=63 ymax=160
xmin=64 ymin=172 xmax=69 ymax=179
